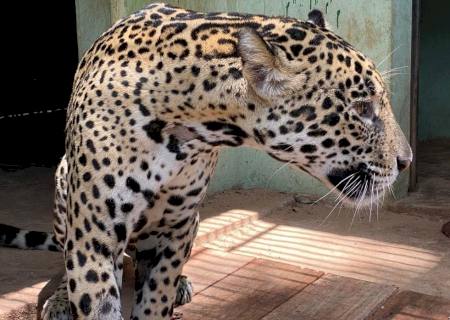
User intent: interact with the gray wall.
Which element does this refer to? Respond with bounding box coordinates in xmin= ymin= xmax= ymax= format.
xmin=418 ymin=0 xmax=450 ymax=141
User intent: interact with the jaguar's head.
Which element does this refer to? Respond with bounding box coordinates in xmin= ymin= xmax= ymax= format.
xmin=240 ymin=10 xmax=412 ymax=206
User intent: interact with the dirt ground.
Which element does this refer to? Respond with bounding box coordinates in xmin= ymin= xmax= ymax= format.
xmin=0 ymin=167 xmax=449 ymax=319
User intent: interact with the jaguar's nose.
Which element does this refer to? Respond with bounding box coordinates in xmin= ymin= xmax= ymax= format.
xmin=396 ymin=156 xmax=411 ymax=172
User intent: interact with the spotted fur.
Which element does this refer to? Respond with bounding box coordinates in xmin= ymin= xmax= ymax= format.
xmin=1 ymin=3 xmax=412 ymax=319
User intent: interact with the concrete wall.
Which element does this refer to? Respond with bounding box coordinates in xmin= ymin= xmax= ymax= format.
xmin=75 ymin=0 xmax=112 ymax=57
xmin=418 ymin=0 xmax=450 ymax=141
xmin=75 ymin=0 xmax=413 ymax=196
xmin=391 ymin=1 xmax=412 ymax=196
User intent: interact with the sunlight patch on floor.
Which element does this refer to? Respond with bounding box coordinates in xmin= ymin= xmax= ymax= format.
xmin=196 ymin=209 xmax=260 ymax=245
xmin=204 ymin=219 xmax=442 ymax=288
xmin=0 ymin=281 xmax=47 ymax=315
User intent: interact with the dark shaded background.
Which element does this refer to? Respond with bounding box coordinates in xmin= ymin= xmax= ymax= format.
xmin=0 ymin=1 xmax=78 ymax=169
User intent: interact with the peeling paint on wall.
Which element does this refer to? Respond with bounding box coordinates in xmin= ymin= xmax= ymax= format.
xmin=336 ymin=9 xmax=341 ymax=28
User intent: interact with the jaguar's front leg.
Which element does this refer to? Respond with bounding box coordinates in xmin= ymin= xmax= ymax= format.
xmin=41 ymin=274 xmax=72 ymax=320
xmin=65 ymin=224 xmax=125 ymax=319
xmin=64 ymin=173 xmax=148 ymax=319
xmin=131 ymin=211 xmax=199 ymax=319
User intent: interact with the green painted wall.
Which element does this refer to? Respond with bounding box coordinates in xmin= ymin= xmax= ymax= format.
xmin=391 ymin=1 xmax=412 ymax=197
xmin=75 ymin=0 xmax=413 ymax=196
xmin=75 ymin=0 xmax=112 ymax=57
xmin=418 ymin=0 xmax=450 ymax=141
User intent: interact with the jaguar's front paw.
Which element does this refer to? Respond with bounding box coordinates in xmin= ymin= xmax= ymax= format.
xmin=171 ymin=311 xmax=184 ymax=320
xmin=41 ymin=297 xmax=72 ymax=320
xmin=174 ymin=275 xmax=193 ymax=307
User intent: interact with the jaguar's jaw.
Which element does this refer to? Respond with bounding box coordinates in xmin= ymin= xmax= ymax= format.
xmin=324 ymin=163 xmax=390 ymax=207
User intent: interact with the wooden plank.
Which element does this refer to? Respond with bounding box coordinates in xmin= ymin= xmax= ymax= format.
xmin=178 ymin=258 xmax=322 ymax=320
xmin=120 ymin=248 xmax=253 ymax=317
xmin=369 ymin=290 xmax=450 ymax=320
xmin=262 ymin=274 xmax=397 ymax=320
xmin=182 ymin=248 xmax=255 ymax=293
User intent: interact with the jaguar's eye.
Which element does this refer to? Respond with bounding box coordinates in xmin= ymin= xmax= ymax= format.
xmin=353 ymin=101 xmax=374 ymax=119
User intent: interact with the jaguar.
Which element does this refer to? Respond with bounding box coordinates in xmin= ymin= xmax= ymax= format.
xmin=0 ymin=3 xmax=412 ymax=319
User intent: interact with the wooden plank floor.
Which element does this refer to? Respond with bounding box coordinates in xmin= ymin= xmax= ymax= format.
xmin=261 ymin=274 xmax=396 ymax=320
xmin=369 ymin=291 xmax=450 ymax=320
xmin=178 ymin=248 xmax=450 ymax=320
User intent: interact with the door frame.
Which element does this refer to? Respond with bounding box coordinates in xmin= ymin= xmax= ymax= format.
xmin=409 ymin=0 xmax=421 ymax=191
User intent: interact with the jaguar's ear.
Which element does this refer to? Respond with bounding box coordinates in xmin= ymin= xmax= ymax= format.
xmin=308 ymin=9 xmax=327 ymax=28
xmin=238 ymin=28 xmax=293 ymax=99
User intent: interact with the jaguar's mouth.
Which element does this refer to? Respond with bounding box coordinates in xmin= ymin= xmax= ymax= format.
xmin=326 ymin=163 xmax=385 ymax=206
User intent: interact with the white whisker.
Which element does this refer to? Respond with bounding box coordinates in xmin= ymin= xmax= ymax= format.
xmin=265 ymin=159 xmax=294 ymax=188
xmin=381 ymin=65 xmax=409 ymax=75
xmin=312 ymin=173 xmax=356 ymax=205
xmin=375 ymin=187 xmax=380 ymax=221
xmin=377 ymin=45 xmax=402 ymax=68
xmin=320 ymin=179 xmax=360 ymax=226
xmin=388 ymin=184 xmax=397 ymax=200
xmin=350 ymin=179 xmax=368 ymax=228
xmin=335 ymin=176 xmax=359 ymax=202
xmin=369 ymin=180 xmax=375 ymax=222
xmin=337 ymin=200 xmax=346 ymax=217
xmin=339 ymin=178 xmax=361 ymax=202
